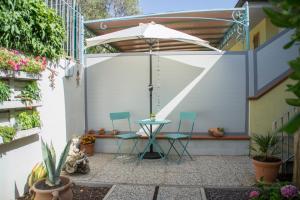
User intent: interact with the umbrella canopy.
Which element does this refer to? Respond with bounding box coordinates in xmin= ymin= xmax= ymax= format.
xmin=86 ymin=22 xmax=221 ymax=51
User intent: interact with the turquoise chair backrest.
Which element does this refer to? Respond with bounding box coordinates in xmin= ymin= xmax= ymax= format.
xmin=178 ymin=112 xmax=197 ymax=134
xmin=110 ymin=112 xmax=132 ymax=132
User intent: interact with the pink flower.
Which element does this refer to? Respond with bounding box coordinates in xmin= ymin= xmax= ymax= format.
xmin=20 ymin=58 xmax=29 ymax=66
xmin=42 ymin=56 xmax=47 ymax=66
xmin=8 ymin=60 xmax=20 ymax=71
xmin=249 ymin=190 xmax=260 ymax=199
xmin=11 ymin=50 xmax=19 ymax=55
xmin=281 ymin=185 xmax=298 ymax=199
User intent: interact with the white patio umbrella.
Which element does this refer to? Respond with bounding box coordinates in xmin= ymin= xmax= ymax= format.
xmin=86 ymin=21 xmax=221 ymax=159
xmin=86 ymin=22 xmax=220 ymax=51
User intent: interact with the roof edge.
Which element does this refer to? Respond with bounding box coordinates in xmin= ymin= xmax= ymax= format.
xmin=84 ymin=7 xmax=245 ymax=24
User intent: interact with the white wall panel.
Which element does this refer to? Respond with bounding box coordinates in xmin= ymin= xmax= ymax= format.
xmin=86 ymin=52 xmax=247 ymax=134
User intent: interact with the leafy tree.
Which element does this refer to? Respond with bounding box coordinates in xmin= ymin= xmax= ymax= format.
xmin=80 ymin=0 xmax=140 ymax=53
xmin=80 ymin=0 xmax=139 ymax=20
xmin=264 ymin=0 xmax=300 ymax=187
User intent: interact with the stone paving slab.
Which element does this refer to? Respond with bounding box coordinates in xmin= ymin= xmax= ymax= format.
xmin=104 ymin=184 xmax=155 ymax=200
xmin=157 ymin=186 xmax=204 ymax=200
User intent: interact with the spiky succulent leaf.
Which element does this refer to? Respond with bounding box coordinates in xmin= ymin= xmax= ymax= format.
xmin=50 ymin=142 xmax=56 ymax=168
xmin=55 ymin=140 xmax=71 ymax=180
xmin=41 ymin=139 xmax=56 ymax=186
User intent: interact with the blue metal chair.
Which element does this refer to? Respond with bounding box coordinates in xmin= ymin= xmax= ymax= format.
xmin=164 ymin=112 xmax=196 ymax=163
xmin=110 ymin=112 xmax=140 ymax=157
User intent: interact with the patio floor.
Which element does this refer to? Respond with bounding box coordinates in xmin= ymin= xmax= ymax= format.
xmin=67 ymin=153 xmax=255 ymax=199
xmin=68 ymin=153 xmax=255 ymax=186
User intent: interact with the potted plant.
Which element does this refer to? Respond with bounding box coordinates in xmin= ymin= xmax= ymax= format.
xmin=99 ymin=128 xmax=105 ymax=135
xmin=18 ymin=81 xmax=41 ymax=105
xmin=0 ymin=126 xmax=16 ymax=143
xmin=208 ymin=127 xmax=224 ymax=137
xmin=0 ymin=81 xmax=11 ymax=103
xmin=80 ymin=135 xmax=96 ymax=156
xmin=16 ymin=111 xmax=41 ymax=130
xmin=251 ymin=133 xmax=281 ymax=184
xmin=31 ymin=139 xmax=72 ymax=200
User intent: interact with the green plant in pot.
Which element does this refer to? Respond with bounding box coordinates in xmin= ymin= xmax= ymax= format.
xmin=20 ymin=82 xmax=41 ymax=105
xmin=0 ymin=81 xmax=12 ymax=103
xmin=16 ymin=111 xmax=41 ymax=130
xmin=31 ymin=139 xmax=72 ymax=200
xmin=0 ymin=126 xmax=16 ymax=143
xmin=251 ymin=133 xmax=281 ymax=184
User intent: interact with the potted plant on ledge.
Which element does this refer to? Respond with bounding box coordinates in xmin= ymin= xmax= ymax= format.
xmin=80 ymin=135 xmax=96 ymax=156
xmin=31 ymin=139 xmax=72 ymax=200
xmin=251 ymin=133 xmax=281 ymax=184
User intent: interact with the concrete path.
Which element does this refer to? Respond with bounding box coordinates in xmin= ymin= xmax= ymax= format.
xmin=102 ymin=184 xmax=206 ymax=200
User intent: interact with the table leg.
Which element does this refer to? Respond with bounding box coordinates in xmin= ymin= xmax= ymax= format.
xmin=139 ymin=124 xmax=165 ymax=159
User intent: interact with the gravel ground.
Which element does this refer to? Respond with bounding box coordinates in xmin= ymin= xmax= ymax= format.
xmin=205 ymin=187 xmax=255 ymax=200
xmin=72 ymin=185 xmax=111 ymax=200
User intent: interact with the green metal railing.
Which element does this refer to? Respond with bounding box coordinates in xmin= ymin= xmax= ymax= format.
xmin=45 ymin=0 xmax=84 ymax=63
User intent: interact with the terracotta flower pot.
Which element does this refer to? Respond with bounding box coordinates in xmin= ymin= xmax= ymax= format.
xmin=99 ymin=128 xmax=105 ymax=135
xmin=208 ymin=128 xmax=224 ymax=137
xmin=80 ymin=143 xmax=94 ymax=156
xmin=252 ymin=157 xmax=282 ymax=184
xmin=31 ymin=176 xmax=73 ymax=200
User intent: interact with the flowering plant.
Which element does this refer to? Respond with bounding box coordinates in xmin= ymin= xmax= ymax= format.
xmin=249 ymin=182 xmax=300 ymax=200
xmin=80 ymin=135 xmax=96 ymax=145
xmin=0 ymin=48 xmax=46 ymax=74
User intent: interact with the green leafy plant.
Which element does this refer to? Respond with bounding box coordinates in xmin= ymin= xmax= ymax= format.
xmin=41 ymin=139 xmax=71 ymax=186
xmin=0 ymin=0 xmax=65 ymax=60
xmin=264 ymin=1 xmax=300 ymax=134
xmin=20 ymin=82 xmax=41 ymax=104
xmin=31 ymin=111 xmax=41 ymax=128
xmin=16 ymin=111 xmax=41 ymax=130
xmin=251 ymin=133 xmax=279 ymax=162
xmin=0 ymin=126 xmax=16 ymax=143
xmin=0 ymin=81 xmax=11 ymax=103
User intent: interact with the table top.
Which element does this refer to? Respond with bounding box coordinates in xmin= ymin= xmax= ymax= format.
xmin=136 ymin=119 xmax=171 ymax=125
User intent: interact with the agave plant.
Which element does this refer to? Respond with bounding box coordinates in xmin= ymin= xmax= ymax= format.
xmin=41 ymin=139 xmax=71 ymax=186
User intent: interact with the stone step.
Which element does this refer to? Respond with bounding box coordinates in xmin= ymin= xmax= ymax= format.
xmin=94 ymin=138 xmax=250 ymax=155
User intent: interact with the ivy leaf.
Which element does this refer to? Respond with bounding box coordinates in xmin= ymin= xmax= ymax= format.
xmin=286 ymin=98 xmax=300 ymax=106
xmin=280 ymin=113 xmax=300 ymax=134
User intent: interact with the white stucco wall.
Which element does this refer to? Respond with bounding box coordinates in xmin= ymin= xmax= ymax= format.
xmin=0 ymin=59 xmax=85 ymax=200
xmin=86 ymin=52 xmax=248 ymax=134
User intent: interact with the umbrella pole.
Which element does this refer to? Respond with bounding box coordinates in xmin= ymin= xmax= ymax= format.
xmin=149 ymin=44 xmax=153 ymax=153
xmin=141 ymin=42 xmax=163 ymax=159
